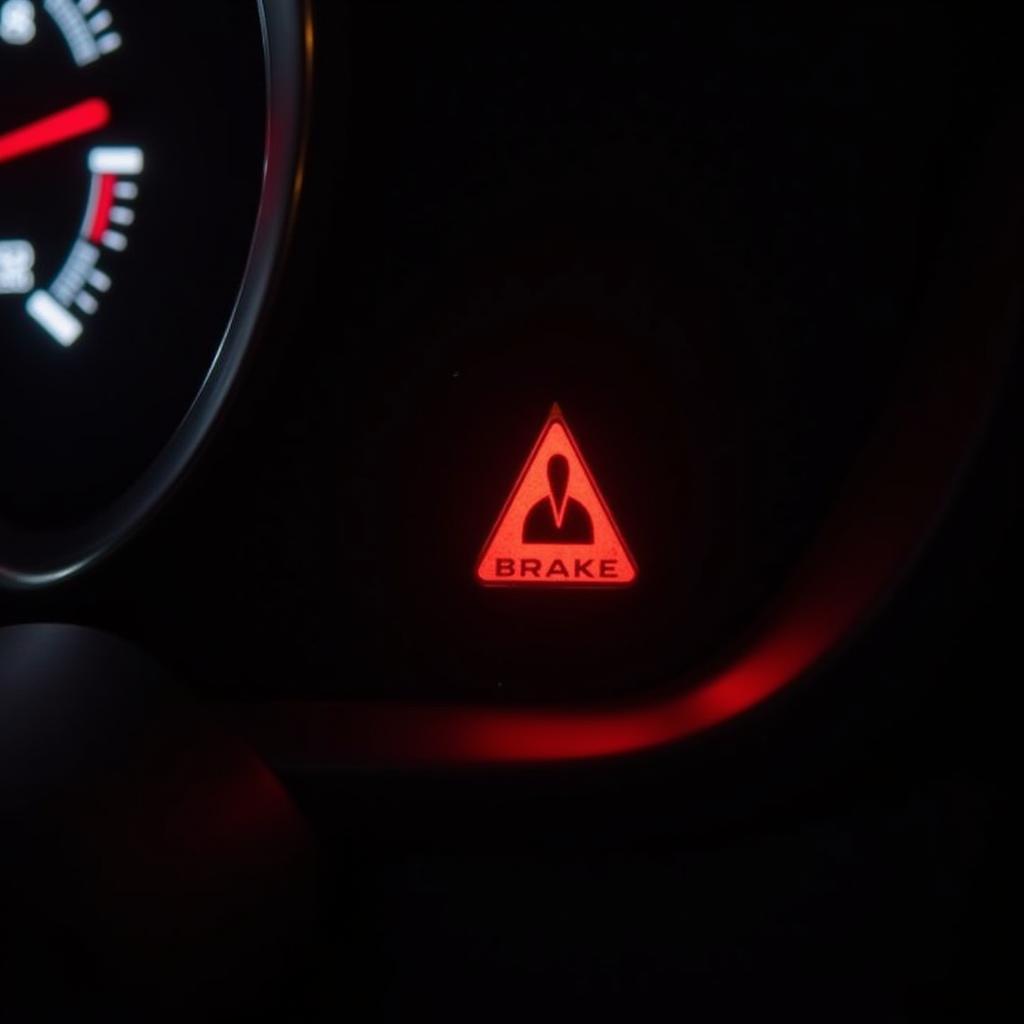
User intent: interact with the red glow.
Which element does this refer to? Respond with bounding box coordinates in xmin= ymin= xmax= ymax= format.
xmin=477 ymin=404 xmax=637 ymax=586
xmin=233 ymin=597 xmax=838 ymax=764
xmin=88 ymin=174 xmax=117 ymax=243
xmin=0 ymin=99 xmax=111 ymax=166
xmin=230 ymin=185 xmax=1011 ymax=766
xmin=232 ymin=310 xmax=1002 ymax=766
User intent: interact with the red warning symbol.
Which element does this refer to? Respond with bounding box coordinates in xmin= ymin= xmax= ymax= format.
xmin=476 ymin=405 xmax=638 ymax=587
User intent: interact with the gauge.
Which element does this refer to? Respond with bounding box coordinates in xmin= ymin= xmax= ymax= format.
xmin=0 ymin=0 xmax=306 ymax=586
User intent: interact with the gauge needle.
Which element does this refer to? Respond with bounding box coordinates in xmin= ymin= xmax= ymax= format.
xmin=0 ymin=98 xmax=111 ymax=166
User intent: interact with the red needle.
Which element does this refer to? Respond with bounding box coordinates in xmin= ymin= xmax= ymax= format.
xmin=0 ymin=98 xmax=111 ymax=166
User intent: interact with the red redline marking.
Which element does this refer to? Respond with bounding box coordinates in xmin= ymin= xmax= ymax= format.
xmin=0 ymin=98 xmax=111 ymax=166
xmin=88 ymin=174 xmax=117 ymax=243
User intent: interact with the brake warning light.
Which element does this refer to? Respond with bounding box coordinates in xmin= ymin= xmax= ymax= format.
xmin=476 ymin=405 xmax=638 ymax=587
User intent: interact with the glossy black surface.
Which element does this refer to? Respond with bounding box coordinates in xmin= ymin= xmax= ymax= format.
xmin=0 ymin=624 xmax=315 ymax=1019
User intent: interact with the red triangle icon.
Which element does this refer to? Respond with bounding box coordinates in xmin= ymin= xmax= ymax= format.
xmin=476 ymin=405 xmax=638 ymax=587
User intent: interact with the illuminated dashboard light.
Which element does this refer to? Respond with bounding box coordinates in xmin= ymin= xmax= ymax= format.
xmin=477 ymin=404 xmax=637 ymax=587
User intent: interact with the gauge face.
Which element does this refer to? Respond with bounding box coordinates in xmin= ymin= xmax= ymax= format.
xmin=0 ymin=1 xmax=304 ymax=585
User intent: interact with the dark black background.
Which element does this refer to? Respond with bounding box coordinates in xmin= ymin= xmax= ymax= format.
xmin=5 ymin=2 xmax=1017 ymax=706
xmin=1 ymin=3 xmax=1020 ymax=1019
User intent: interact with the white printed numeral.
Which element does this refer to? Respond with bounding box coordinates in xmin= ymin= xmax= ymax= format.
xmin=0 ymin=240 xmax=36 ymax=294
xmin=0 ymin=1 xmax=36 ymax=45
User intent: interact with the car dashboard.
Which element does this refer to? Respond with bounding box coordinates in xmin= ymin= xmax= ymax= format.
xmin=0 ymin=3 xmax=1019 ymax=1019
